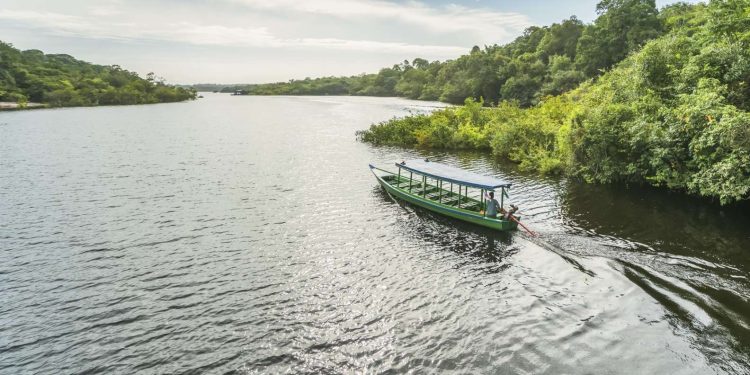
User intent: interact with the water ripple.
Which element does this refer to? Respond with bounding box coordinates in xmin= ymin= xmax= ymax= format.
xmin=0 ymin=95 xmax=748 ymax=374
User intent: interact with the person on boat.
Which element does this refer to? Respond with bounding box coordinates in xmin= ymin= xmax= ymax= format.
xmin=502 ymin=204 xmax=519 ymax=220
xmin=484 ymin=191 xmax=501 ymax=218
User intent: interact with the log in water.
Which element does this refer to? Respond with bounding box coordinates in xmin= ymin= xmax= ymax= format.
xmin=0 ymin=94 xmax=748 ymax=374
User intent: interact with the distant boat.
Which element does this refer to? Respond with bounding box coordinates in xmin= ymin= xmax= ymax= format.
xmin=369 ymin=159 xmax=519 ymax=231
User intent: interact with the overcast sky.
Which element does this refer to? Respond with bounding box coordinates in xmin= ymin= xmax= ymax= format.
xmin=0 ymin=0 xmax=701 ymax=84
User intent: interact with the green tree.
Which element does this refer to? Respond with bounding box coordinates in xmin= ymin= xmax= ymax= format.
xmin=359 ymin=0 xmax=750 ymax=204
xmin=536 ymin=17 xmax=585 ymax=62
xmin=576 ymin=0 xmax=662 ymax=75
xmin=0 ymin=41 xmax=195 ymax=106
xmin=541 ymin=55 xmax=586 ymax=97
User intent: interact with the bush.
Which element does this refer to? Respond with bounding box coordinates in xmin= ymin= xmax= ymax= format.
xmin=358 ymin=0 xmax=750 ymax=204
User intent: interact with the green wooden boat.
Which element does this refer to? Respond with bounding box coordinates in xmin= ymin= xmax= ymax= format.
xmin=369 ymin=159 xmax=519 ymax=231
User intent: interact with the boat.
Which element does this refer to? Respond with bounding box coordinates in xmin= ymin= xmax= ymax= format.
xmin=369 ymin=159 xmax=519 ymax=231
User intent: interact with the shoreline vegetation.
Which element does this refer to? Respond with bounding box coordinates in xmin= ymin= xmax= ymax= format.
xmin=194 ymin=1 xmax=749 ymax=205
xmin=0 ymin=101 xmax=45 ymax=110
xmin=191 ymin=0 xmax=663 ymax=106
xmin=0 ymin=42 xmax=196 ymax=110
xmin=2 ymin=2 xmax=747 ymax=204
xmin=354 ymin=0 xmax=749 ymax=205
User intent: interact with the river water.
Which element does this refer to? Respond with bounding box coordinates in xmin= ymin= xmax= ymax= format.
xmin=1 ymin=93 xmax=748 ymax=374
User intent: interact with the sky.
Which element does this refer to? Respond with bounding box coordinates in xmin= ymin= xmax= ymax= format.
xmin=0 ymin=0 xmax=702 ymax=84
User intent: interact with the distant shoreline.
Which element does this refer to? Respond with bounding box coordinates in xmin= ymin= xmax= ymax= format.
xmin=0 ymin=102 xmax=46 ymax=111
xmin=0 ymin=100 xmax=200 ymax=111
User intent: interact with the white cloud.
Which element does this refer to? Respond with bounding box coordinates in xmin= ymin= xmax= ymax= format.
xmin=0 ymin=9 xmax=123 ymax=40
xmin=285 ymin=37 xmax=466 ymax=54
xmin=0 ymin=9 xmax=87 ymax=31
xmin=160 ymin=23 xmax=278 ymax=47
xmin=0 ymin=0 xmax=535 ymax=82
xmin=0 ymin=0 xmax=532 ymax=51
xmin=88 ymin=5 xmax=122 ymax=17
xmin=154 ymin=23 xmax=467 ymax=54
xmin=229 ymin=0 xmax=531 ymax=39
xmin=0 ymin=9 xmax=469 ymax=55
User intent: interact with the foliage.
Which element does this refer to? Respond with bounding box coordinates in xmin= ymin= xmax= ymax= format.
xmin=357 ymin=98 xmax=493 ymax=149
xmin=0 ymin=42 xmax=196 ymax=107
xmin=575 ymin=0 xmax=662 ymax=76
xmin=359 ymin=0 xmax=750 ymax=204
xmin=213 ymin=0 xmax=662 ymax=107
xmin=357 ymin=95 xmax=575 ymax=174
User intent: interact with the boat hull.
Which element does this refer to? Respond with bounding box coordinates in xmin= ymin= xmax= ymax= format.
xmin=371 ymin=166 xmax=518 ymax=231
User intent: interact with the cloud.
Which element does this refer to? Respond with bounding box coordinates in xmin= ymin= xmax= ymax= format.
xmin=0 ymin=9 xmax=123 ymax=40
xmin=0 ymin=0 xmax=531 ymax=83
xmin=0 ymin=0 xmax=533 ymax=52
xmin=0 ymin=9 xmax=469 ymax=55
xmin=228 ymin=0 xmax=531 ymax=39
xmin=0 ymin=9 xmax=88 ymax=31
xmin=157 ymin=23 xmax=468 ymax=54
xmin=284 ymin=37 xmax=467 ymax=55
xmin=161 ymin=23 xmax=278 ymax=47
xmin=88 ymin=5 xmax=122 ymax=17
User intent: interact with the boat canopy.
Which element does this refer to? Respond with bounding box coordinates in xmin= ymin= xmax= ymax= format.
xmin=396 ymin=159 xmax=511 ymax=190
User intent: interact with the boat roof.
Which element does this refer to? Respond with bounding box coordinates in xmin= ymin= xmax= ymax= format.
xmin=396 ymin=159 xmax=511 ymax=190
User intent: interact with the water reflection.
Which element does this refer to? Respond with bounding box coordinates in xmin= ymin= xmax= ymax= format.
xmin=561 ymin=181 xmax=750 ymax=272
xmin=372 ymin=151 xmax=750 ymax=371
xmin=2 ymin=94 xmax=749 ymax=374
xmin=372 ymin=187 xmax=517 ymax=266
xmin=621 ymin=259 xmax=750 ymax=371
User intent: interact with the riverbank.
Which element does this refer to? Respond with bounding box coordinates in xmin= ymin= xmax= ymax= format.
xmin=358 ymin=1 xmax=750 ymax=206
xmin=0 ymin=102 xmax=46 ymax=111
xmin=1 ymin=41 xmax=197 ymax=108
xmin=358 ymin=79 xmax=750 ymax=206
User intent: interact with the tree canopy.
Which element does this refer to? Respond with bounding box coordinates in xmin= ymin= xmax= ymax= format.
xmin=358 ymin=0 xmax=750 ymax=205
xmin=217 ymin=0 xmax=666 ymax=107
xmin=0 ymin=42 xmax=196 ymax=107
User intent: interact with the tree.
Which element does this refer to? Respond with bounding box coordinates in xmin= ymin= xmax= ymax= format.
xmin=576 ymin=0 xmax=662 ymax=75
xmin=412 ymin=58 xmax=429 ymax=70
xmin=0 ymin=41 xmax=195 ymax=106
xmin=541 ymin=55 xmax=586 ymax=96
xmin=536 ymin=17 xmax=585 ymax=62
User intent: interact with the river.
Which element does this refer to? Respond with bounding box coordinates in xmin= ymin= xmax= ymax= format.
xmin=1 ymin=93 xmax=748 ymax=374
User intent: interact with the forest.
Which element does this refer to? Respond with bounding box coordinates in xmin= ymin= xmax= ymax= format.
xmin=218 ymin=0 xmax=668 ymax=106
xmin=0 ymin=42 xmax=196 ymax=107
xmin=358 ymin=0 xmax=750 ymax=205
